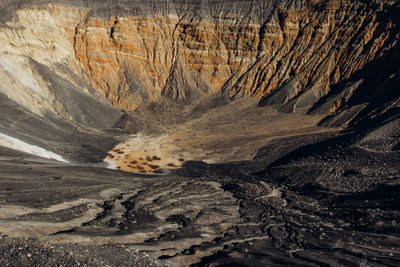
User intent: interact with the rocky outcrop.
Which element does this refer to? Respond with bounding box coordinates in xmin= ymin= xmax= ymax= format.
xmin=1 ymin=0 xmax=398 ymax=115
xmin=0 ymin=4 xmax=121 ymax=128
xmin=67 ymin=0 xmax=399 ymax=112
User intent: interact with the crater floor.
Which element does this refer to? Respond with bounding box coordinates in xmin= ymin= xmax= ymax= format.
xmin=0 ymin=97 xmax=399 ymax=266
xmin=105 ymin=99 xmax=326 ymax=174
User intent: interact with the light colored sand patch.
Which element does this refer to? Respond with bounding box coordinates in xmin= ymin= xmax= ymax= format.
xmin=104 ymin=108 xmax=328 ymax=174
xmin=0 ymin=133 xmax=68 ymax=163
xmin=104 ymin=133 xmax=194 ymax=174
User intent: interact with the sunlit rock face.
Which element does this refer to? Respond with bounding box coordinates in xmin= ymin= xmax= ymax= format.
xmin=0 ymin=4 xmax=121 ymax=129
xmin=1 ymin=0 xmax=398 ymax=114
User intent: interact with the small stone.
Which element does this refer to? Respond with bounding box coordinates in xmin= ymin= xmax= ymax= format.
xmin=27 ymin=253 xmax=32 ymax=258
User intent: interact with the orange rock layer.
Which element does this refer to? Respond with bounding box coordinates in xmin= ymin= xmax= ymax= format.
xmin=51 ymin=1 xmax=398 ymax=111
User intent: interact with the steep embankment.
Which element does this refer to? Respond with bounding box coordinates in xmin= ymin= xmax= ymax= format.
xmin=1 ymin=0 xmax=399 ymax=115
xmin=60 ymin=0 xmax=400 ymax=115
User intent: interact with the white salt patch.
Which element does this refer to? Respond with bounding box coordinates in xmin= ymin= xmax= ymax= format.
xmin=103 ymin=159 xmax=117 ymax=170
xmin=0 ymin=133 xmax=68 ymax=163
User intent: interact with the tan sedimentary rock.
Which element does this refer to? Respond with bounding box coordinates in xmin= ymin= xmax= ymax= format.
xmin=0 ymin=0 xmax=398 ymax=114
xmin=0 ymin=5 xmax=121 ymax=128
xmin=57 ymin=0 xmax=398 ymax=112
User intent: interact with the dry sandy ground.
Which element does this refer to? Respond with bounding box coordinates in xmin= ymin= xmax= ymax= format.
xmin=0 ymin=98 xmax=399 ymax=266
xmin=105 ymin=99 xmax=328 ymax=173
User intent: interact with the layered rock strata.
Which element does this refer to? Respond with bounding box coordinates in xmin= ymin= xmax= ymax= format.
xmin=1 ymin=0 xmax=398 ymax=115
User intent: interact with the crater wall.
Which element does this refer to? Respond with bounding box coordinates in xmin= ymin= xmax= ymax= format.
xmin=1 ymin=0 xmax=398 ymax=115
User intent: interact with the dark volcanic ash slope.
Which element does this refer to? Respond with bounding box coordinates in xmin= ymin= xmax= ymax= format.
xmin=0 ymin=0 xmax=399 ymax=267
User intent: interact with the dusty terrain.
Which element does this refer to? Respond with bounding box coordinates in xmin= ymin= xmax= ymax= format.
xmin=0 ymin=0 xmax=399 ymax=266
xmin=0 ymin=98 xmax=399 ymax=266
xmin=105 ymin=99 xmax=326 ymax=173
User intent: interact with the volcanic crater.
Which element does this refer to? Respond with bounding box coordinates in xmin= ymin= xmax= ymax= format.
xmin=0 ymin=0 xmax=399 ymax=266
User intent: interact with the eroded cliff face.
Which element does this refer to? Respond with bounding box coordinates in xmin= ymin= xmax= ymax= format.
xmin=1 ymin=0 xmax=398 ymax=116
xmin=65 ymin=0 xmax=399 ymax=112
xmin=0 ymin=5 xmax=121 ymax=129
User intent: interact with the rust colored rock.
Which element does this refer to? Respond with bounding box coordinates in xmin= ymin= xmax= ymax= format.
xmin=47 ymin=0 xmax=398 ymax=113
xmin=0 ymin=0 xmax=398 ymax=115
